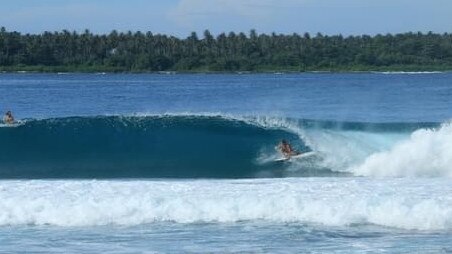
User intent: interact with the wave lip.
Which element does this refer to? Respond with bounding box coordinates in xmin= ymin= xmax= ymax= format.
xmin=1 ymin=178 xmax=451 ymax=230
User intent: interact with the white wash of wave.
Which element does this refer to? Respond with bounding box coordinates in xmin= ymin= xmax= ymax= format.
xmin=0 ymin=119 xmax=27 ymax=128
xmin=302 ymin=129 xmax=407 ymax=171
xmin=243 ymin=115 xmax=408 ymax=171
xmin=244 ymin=115 xmax=452 ymax=178
xmin=0 ymin=178 xmax=451 ymax=230
xmin=353 ymin=123 xmax=452 ymax=177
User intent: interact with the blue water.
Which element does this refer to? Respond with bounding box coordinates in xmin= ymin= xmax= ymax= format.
xmin=0 ymin=72 xmax=451 ymax=253
xmin=2 ymin=73 xmax=451 ymax=122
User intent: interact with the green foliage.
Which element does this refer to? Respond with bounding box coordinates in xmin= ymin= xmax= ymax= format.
xmin=0 ymin=27 xmax=452 ymax=72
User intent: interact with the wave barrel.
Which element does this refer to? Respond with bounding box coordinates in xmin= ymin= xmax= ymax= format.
xmin=0 ymin=115 xmax=300 ymax=179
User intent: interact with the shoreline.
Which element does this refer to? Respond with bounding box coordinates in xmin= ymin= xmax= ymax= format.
xmin=1 ymin=66 xmax=451 ymax=74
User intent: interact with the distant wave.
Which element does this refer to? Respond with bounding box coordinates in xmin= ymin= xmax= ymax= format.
xmin=376 ymin=71 xmax=445 ymax=75
xmin=0 ymin=113 xmax=447 ymax=178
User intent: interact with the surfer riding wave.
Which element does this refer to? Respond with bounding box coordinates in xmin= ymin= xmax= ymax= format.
xmin=276 ymin=139 xmax=301 ymax=159
xmin=3 ymin=111 xmax=15 ymax=125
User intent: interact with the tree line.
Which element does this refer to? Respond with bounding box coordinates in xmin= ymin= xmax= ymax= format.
xmin=1 ymin=27 xmax=452 ymax=72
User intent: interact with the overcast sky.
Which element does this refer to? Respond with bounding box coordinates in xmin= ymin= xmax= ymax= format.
xmin=1 ymin=0 xmax=451 ymax=37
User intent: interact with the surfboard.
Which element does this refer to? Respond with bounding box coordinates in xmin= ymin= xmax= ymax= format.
xmin=0 ymin=120 xmax=24 ymax=128
xmin=274 ymin=151 xmax=316 ymax=162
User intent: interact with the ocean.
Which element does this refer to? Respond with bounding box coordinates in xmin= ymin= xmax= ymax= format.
xmin=0 ymin=72 xmax=451 ymax=253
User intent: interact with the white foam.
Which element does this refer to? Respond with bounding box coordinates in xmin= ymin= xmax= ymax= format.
xmin=353 ymin=123 xmax=452 ymax=177
xmin=0 ymin=178 xmax=451 ymax=230
xmin=242 ymin=115 xmax=452 ymax=178
xmin=0 ymin=119 xmax=27 ymax=128
xmin=242 ymin=115 xmax=408 ymax=172
xmin=303 ymin=129 xmax=408 ymax=171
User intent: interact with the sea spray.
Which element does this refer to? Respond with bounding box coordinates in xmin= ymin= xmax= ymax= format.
xmin=353 ymin=122 xmax=452 ymax=177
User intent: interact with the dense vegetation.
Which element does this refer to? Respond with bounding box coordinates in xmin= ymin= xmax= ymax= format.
xmin=1 ymin=27 xmax=452 ymax=72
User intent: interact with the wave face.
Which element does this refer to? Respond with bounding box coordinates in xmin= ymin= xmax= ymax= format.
xmin=0 ymin=114 xmax=447 ymax=178
xmin=0 ymin=115 xmax=302 ymax=178
xmin=1 ymin=178 xmax=451 ymax=230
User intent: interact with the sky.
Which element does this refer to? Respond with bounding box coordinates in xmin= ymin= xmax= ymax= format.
xmin=0 ymin=0 xmax=451 ymax=37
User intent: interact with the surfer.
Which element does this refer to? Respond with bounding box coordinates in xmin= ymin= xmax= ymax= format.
xmin=277 ymin=139 xmax=300 ymax=159
xmin=3 ymin=111 xmax=14 ymax=124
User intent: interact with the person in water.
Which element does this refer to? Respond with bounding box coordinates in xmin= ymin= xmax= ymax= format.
xmin=3 ymin=111 xmax=14 ymax=124
xmin=277 ymin=139 xmax=299 ymax=158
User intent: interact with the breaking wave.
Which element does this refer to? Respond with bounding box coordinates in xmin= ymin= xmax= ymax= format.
xmin=0 ymin=178 xmax=451 ymax=230
xmin=0 ymin=113 xmax=449 ymax=178
xmin=352 ymin=122 xmax=452 ymax=177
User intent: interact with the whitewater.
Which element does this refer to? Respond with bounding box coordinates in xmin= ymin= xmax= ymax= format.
xmin=1 ymin=178 xmax=451 ymax=230
xmin=0 ymin=73 xmax=452 ymax=253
